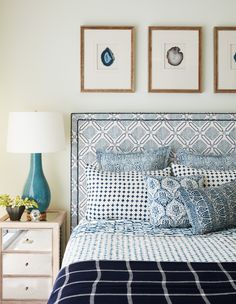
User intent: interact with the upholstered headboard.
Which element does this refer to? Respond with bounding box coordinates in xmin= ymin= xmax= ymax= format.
xmin=71 ymin=113 xmax=236 ymax=230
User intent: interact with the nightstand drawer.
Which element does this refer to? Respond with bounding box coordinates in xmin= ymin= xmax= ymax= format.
xmin=3 ymin=253 xmax=52 ymax=275
xmin=5 ymin=229 xmax=52 ymax=252
xmin=3 ymin=277 xmax=52 ymax=300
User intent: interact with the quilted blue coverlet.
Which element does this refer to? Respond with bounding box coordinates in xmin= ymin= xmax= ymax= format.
xmin=62 ymin=219 xmax=236 ymax=266
xmin=48 ymin=260 xmax=236 ymax=304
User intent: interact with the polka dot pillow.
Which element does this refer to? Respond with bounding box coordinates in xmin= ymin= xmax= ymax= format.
xmin=171 ymin=163 xmax=236 ymax=187
xmin=85 ymin=164 xmax=171 ymax=221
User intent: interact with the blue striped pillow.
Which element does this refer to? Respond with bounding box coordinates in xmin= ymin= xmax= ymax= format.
xmin=179 ymin=180 xmax=236 ymax=234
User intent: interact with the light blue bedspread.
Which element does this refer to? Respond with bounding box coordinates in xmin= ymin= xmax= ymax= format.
xmin=62 ymin=219 xmax=236 ymax=267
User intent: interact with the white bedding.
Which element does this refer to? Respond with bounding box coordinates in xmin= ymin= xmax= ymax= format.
xmin=62 ymin=219 xmax=236 ymax=267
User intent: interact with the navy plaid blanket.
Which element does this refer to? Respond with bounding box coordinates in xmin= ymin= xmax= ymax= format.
xmin=48 ymin=260 xmax=236 ymax=304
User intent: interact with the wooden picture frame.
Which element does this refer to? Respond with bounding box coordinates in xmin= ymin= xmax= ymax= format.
xmin=81 ymin=26 xmax=135 ymax=93
xmin=214 ymin=27 xmax=236 ymax=93
xmin=148 ymin=26 xmax=202 ymax=93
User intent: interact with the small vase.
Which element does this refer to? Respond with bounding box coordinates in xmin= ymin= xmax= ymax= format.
xmin=6 ymin=206 xmax=25 ymax=221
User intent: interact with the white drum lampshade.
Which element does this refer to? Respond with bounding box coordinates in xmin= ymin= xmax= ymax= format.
xmin=7 ymin=112 xmax=65 ymax=153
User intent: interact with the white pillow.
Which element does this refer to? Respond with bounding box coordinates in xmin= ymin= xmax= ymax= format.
xmin=85 ymin=164 xmax=171 ymax=221
xmin=171 ymin=163 xmax=236 ymax=187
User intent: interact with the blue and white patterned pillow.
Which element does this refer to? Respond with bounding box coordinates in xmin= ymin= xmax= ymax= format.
xmin=171 ymin=163 xmax=236 ymax=187
xmin=176 ymin=149 xmax=236 ymax=170
xmin=96 ymin=146 xmax=171 ymax=172
xmin=85 ymin=164 xmax=171 ymax=221
xmin=178 ymin=180 xmax=236 ymax=234
xmin=144 ymin=175 xmax=204 ymax=228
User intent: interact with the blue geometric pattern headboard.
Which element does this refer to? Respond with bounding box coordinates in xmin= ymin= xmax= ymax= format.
xmin=71 ymin=113 xmax=236 ymax=230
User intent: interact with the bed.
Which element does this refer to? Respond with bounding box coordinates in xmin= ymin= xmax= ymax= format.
xmin=48 ymin=113 xmax=236 ymax=304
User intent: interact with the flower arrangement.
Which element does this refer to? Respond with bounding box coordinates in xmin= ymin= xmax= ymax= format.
xmin=0 ymin=194 xmax=38 ymax=209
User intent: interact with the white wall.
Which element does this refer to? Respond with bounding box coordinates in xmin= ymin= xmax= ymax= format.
xmin=0 ymin=0 xmax=236 ymax=223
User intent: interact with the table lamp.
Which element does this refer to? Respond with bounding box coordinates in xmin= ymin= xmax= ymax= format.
xmin=7 ymin=112 xmax=65 ymax=218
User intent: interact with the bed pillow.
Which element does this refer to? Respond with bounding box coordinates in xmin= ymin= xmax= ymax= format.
xmin=171 ymin=163 xmax=236 ymax=187
xmin=176 ymin=149 xmax=236 ymax=170
xmin=178 ymin=180 xmax=236 ymax=234
xmin=144 ymin=175 xmax=204 ymax=228
xmin=96 ymin=146 xmax=171 ymax=172
xmin=85 ymin=164 xmax=171 ymax=221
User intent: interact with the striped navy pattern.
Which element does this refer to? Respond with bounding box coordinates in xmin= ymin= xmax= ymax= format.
xmin=48 ymin=260 xmax=236 ymax=304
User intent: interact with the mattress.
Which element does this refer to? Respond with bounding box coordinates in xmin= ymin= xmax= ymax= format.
xmin=62 ymin=219 xmax=236 ymax=267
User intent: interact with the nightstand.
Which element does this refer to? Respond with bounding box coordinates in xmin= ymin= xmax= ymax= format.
xmin=0 ymin=209 xmax=66 ymax=303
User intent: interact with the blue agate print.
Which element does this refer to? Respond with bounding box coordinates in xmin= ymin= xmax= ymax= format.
xmin=101 ymin=47 xmax=115 ymax=66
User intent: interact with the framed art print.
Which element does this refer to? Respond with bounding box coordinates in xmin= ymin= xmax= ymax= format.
xmin=148 ymin=26 xmax=202 ymax=93
xmin=214 ymin=27 xmax=236 ymax=93
xmin=81 ymin=26 xmax=135 ymax=92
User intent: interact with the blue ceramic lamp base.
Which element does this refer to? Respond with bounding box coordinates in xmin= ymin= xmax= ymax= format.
xmin=22 ymin=153 xmax=51 ymax=214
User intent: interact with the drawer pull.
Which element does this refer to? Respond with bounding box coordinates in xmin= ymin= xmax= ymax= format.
xmin=24 ymin=238 xmax=34 ymax=244
xmin=25 ymin=286 xmax=29 ymax=291
xmin=25 ymin=262 xmax=29 ymax=267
